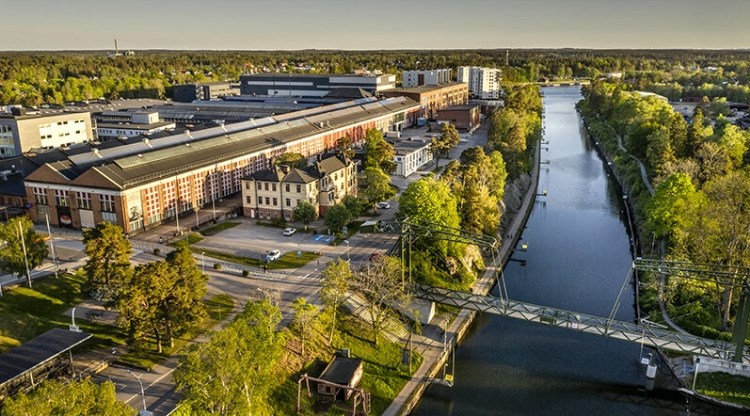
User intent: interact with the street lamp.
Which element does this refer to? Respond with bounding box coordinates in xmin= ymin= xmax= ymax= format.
xmin=201 ymin=252 xmax=206 ymax=274
xmin=127 ymin=370 xmax=147 ymax=413
xmin=343 ymin=240 xmax=350 ymax=261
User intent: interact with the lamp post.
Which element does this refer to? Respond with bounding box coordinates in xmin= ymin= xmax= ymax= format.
xmin=127 ymin=370 xmax=147 ymax=412
xmin=201 ymin=252 xmax=206 ymax=274
xmin=343 ymin=240 xmax=350 ymax=262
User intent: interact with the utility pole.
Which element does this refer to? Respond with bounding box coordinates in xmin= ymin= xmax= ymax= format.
xmin=45 ymin=214 xmax=59 ymax=279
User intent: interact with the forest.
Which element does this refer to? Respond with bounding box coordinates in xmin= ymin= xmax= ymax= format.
xmin=3 ymin=49 xmax=750 ymax=106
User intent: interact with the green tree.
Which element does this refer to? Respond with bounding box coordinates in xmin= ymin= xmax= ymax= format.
xmin=364 ymin=128 xmax=396 ymax=173
xmin=117 ymin=260 xmax=175 ymax=352
xmin=646 ymin=173 xmax=703 ymax=238
xmin=335 ymin=135 xmax=355 ymax=160
xmin=320 ymin=258 xmax=352 ymax=341
xmin=431 ymin=123 xmax=461 ymax=169
xmin=1 ymin=379 xmax=134 ymax=416
xmin=342 ymin=195 xmax=365 ymax=218
xmin=175 ymin=299 xmax=283 ymax=415
xmin=359 ymin=167 xmax=395 ymax=207
xmin=351 ymin=255 xmax=411 ymax=345
xmin=397 ymin=176 xmax=462 ymax=257
xmin=165 ymin=245 xmax=209 ymax=347
xmin=0 ymin=216 xmax=48 ymax=285
xmin=83 ymin=222 xmax=132 ymax=289
xmin=324 ymin=204 xmax=352 ymax=234
xmin=292 ymin=201 xmax=317 ymax=229
xmin=274 ymin=152 xmax=308 ymax=169
xmin=291 ymin=297 xmax=318 ymax=355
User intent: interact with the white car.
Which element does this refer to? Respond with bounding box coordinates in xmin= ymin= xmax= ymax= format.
xmin=376 ymin=202 xmax=391 ymax=209
xmin=265 ymin=249 xmax=281 ymax=262
xmin=283 ymin=227 xmax=297 ymax=236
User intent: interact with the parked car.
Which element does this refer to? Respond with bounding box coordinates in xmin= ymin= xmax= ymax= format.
xmin=265 ymin=249 xmax=281 ymax=262
xmin=283 ymin=227 xmax=297 ymax=236
xmin=376 ymin=202 xmax=391 ymax=209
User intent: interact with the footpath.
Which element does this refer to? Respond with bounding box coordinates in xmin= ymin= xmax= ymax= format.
xmin=382 ymin=139 xmax=542 ymax=416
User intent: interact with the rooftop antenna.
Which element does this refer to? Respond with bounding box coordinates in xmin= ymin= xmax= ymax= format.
xmin=114 ymin=39 xmax=119 ymax=55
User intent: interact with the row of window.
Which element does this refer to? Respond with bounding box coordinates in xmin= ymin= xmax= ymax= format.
xmin=248 ymin=195 xmax=310 ymax=208
xmin=32 ymin=188 xmax=115 ymax=212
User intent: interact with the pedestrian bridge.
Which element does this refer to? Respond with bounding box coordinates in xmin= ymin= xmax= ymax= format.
xmin=414 ymin=285 xmax=749 ymax=364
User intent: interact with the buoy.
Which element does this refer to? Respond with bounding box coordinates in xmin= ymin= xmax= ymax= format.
xmin=521 ymin=243 xmax=528 ymax=251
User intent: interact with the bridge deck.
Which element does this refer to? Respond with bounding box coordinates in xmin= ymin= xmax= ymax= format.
xmin=415 ymin=285 xmax=749 ymax=363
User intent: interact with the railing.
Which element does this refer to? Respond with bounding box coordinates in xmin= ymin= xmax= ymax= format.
xmin=414 ymin=285 xmax=749 ymax=363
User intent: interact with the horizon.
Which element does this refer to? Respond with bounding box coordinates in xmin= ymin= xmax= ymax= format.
xmin=2 ymin=0 xmax=748 ymax=51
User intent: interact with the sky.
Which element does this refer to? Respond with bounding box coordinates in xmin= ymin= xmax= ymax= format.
xmin=2 ymin=0 xmax=749 ymax=51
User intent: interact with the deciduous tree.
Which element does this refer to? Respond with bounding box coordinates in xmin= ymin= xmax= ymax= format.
xmin=83 ymin=222 xmax=132 ymax=289
xmin=175 ymin=299 xmax=284 ymax=415
xmin=324 ymin=204 xmax=352 ymax=234
xmin=321 ymin=258 xmax=352 ymax=341
xmin=291 ymin=297 xmax=318 ymax=355
xmin=364 ymin=128 xmax=396 ymax=173
xmin=0 ymin=216 xmax=48 ymax=284
xmin=292 ymin=201 xmax=317 ymax=229
xmin=359 ymin=167 xmax=395 ymax=207
xmin=1 ymin=379 xmax=134 ymax=416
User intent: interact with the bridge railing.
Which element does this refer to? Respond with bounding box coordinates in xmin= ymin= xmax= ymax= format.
xmin=415 ymin=285 xmax=749 ymax=363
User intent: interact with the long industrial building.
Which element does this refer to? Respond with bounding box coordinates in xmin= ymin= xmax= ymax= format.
xmin=24 ymin=97 xmax=419 ymax=234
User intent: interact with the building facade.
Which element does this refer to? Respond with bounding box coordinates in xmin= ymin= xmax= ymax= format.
xmin=402 ymin=69 xmax=452 ymax=88
xmin=436 ymin=104 xmax=481 ymax=131
xmin=239 ymin=74 xmax=396 ymax=97
xmin=172 ymin=82 xmax=240 ymax=103
xmin=392 ymin=139 xmax=433 ymax=177
xmin=457 ymin=66 xmax=502 ymax=100
xmin=23 ymin=97 xmax=419 ymax=234
xmin=380 ymin=83 xmax=469 ymax=120
xmin=241 ymin=155 xmax=356 ymax=221
xmin=95 ymin=111 xmax=176 ymax=140
xmin=0 ymin=110 xmax=92 ymax=157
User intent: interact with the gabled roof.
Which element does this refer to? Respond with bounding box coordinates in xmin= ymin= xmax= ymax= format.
xmin=283 ymin=168 xmax=317 ymax=184
xmin=319 ymin=356 xmax=362 ymax=385
xmin=315 ymin=154 xmax=348 ymax=175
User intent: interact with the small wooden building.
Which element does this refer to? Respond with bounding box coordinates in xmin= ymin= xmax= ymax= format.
xmin=317 ymin=356 xmax=363 ymax=400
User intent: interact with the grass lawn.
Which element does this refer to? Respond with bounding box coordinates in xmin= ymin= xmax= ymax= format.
xmin=697 ymin=372 xmax=750 ymax=408
xmin=194 ymin=247 xmax=319 ymax=271
xmin=0 ymin=271 xmax=90 ymax=353
xmin=270 ymin=313 xmax=422 ymax=415
xmin=170 ymin=233 xmax=204 ymax=247
xmin=200 ymin=221 xmax=240 ymax=236
xmin=0 ymin=270 xmax=235 ymax=371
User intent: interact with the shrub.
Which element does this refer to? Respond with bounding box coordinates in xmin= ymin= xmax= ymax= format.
xmin=242 ymin=269 xmax=250 ymax=277
xmin=153 ymin=248 xmax=161 ymax=255
xmin=213 ymin=263 xmax=221 ymax=270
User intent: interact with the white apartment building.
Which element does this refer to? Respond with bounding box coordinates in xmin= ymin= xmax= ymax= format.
xmin=457 ymin=66 xmax=502 ymax=100
xmin=0 ymin=110 xmax=92 ymax=157
xmin=95 ymin=111 xmax=176 ymax=140
xmin=402 ymin=69 xmax=452 ymax=88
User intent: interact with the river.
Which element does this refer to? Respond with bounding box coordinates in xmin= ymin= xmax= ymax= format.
xmin=412 ymin=86 xmax=741 ymax=415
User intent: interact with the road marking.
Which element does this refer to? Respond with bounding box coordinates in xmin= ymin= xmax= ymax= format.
xmin=124 ymin=365 xmax=178 ymax=405
xmin=299 ymin=272 xmax=312 ymax=280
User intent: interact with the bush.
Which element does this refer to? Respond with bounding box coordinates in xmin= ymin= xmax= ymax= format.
xmin=242 ymin=269 xmax=250 ymax=277
xmin=213 ymin=263 xmax=221 ymax=270
xmin=153 ymin=248 xmax=161 ymax=255
xmin=271 ymin=217 xmax=287 ymax=227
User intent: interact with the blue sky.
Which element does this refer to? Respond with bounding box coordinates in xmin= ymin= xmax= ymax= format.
xmin=2 ymin=0 xmax=748 ymax=50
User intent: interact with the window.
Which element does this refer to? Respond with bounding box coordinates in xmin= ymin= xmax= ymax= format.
xmin=54 ymin=189 xmax=69 ymax=207
xmin=272 ymin=183 xmax=277 ymax=192
xmin=246 ymin=196 xmax=252 ymax=204
xmin=272 ymin=198 xmax=277 ymax=206
xmin=264 ymin=183 xmax=269 ymax=191
xmin=285 ymin=198 xmax=290 ymax=206
xmin=102 ymin=211 xmax=117 ymax=223
xmin=76 ymin=192 xmax=91 ymax=210
xmin=296 ymin=185 xmax=301 ymax=193
xmin=258 ymin=196 xmax=263 ymax=205
xmin=245 ymin=182 xmax=251 ymax=190
xmin=100 ymin=194 xmax=115 ymax=212
xmin=33 ymin=187 xmax=48 ymax=205
xmin=257 ymin=181 xmax=262 ymax=189
xmin=265 ymin=197 xmax=270 ymax=205
xmin=144 ymin=187 xmax=161 ymax=225
xmin=285 ymin=184 xmax=290 ymax=192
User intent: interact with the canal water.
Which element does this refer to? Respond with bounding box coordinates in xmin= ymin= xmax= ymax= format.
xmin=413 ymin=86 xmax=741 ymax=415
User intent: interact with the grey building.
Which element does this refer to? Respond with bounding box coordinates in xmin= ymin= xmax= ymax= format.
xmin=239 ymin=74 xmax=396 ymax=97
xmin=172 ymin=82 xmax=239 ymax=103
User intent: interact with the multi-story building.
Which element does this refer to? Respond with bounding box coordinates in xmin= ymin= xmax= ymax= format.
xmin=172 ymin=82 xmax=240 ymax=103
xmin=380 ymin=83 xmax=469 ymax=120
xmin=23 ymin=96 xmax=419 ymax=234
xmin=95 ymin=111 xmax=176 ymax=140
xmin=457 ymin=66 xmax=502 ymax=100
xmin=241 ymin=154 xmax=356 ymax=221
xmin=436 ymin=104 xmax=481 ymax=131
xmin=402 ymin=69 xmax=452 ymax=88
xmin=392 ymin=139 xmax=433 ymax=177
xmin=239 ymin=74 xmax=396 ymax=97
xmin=0 ymin=109 xmax=92 ymax=157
